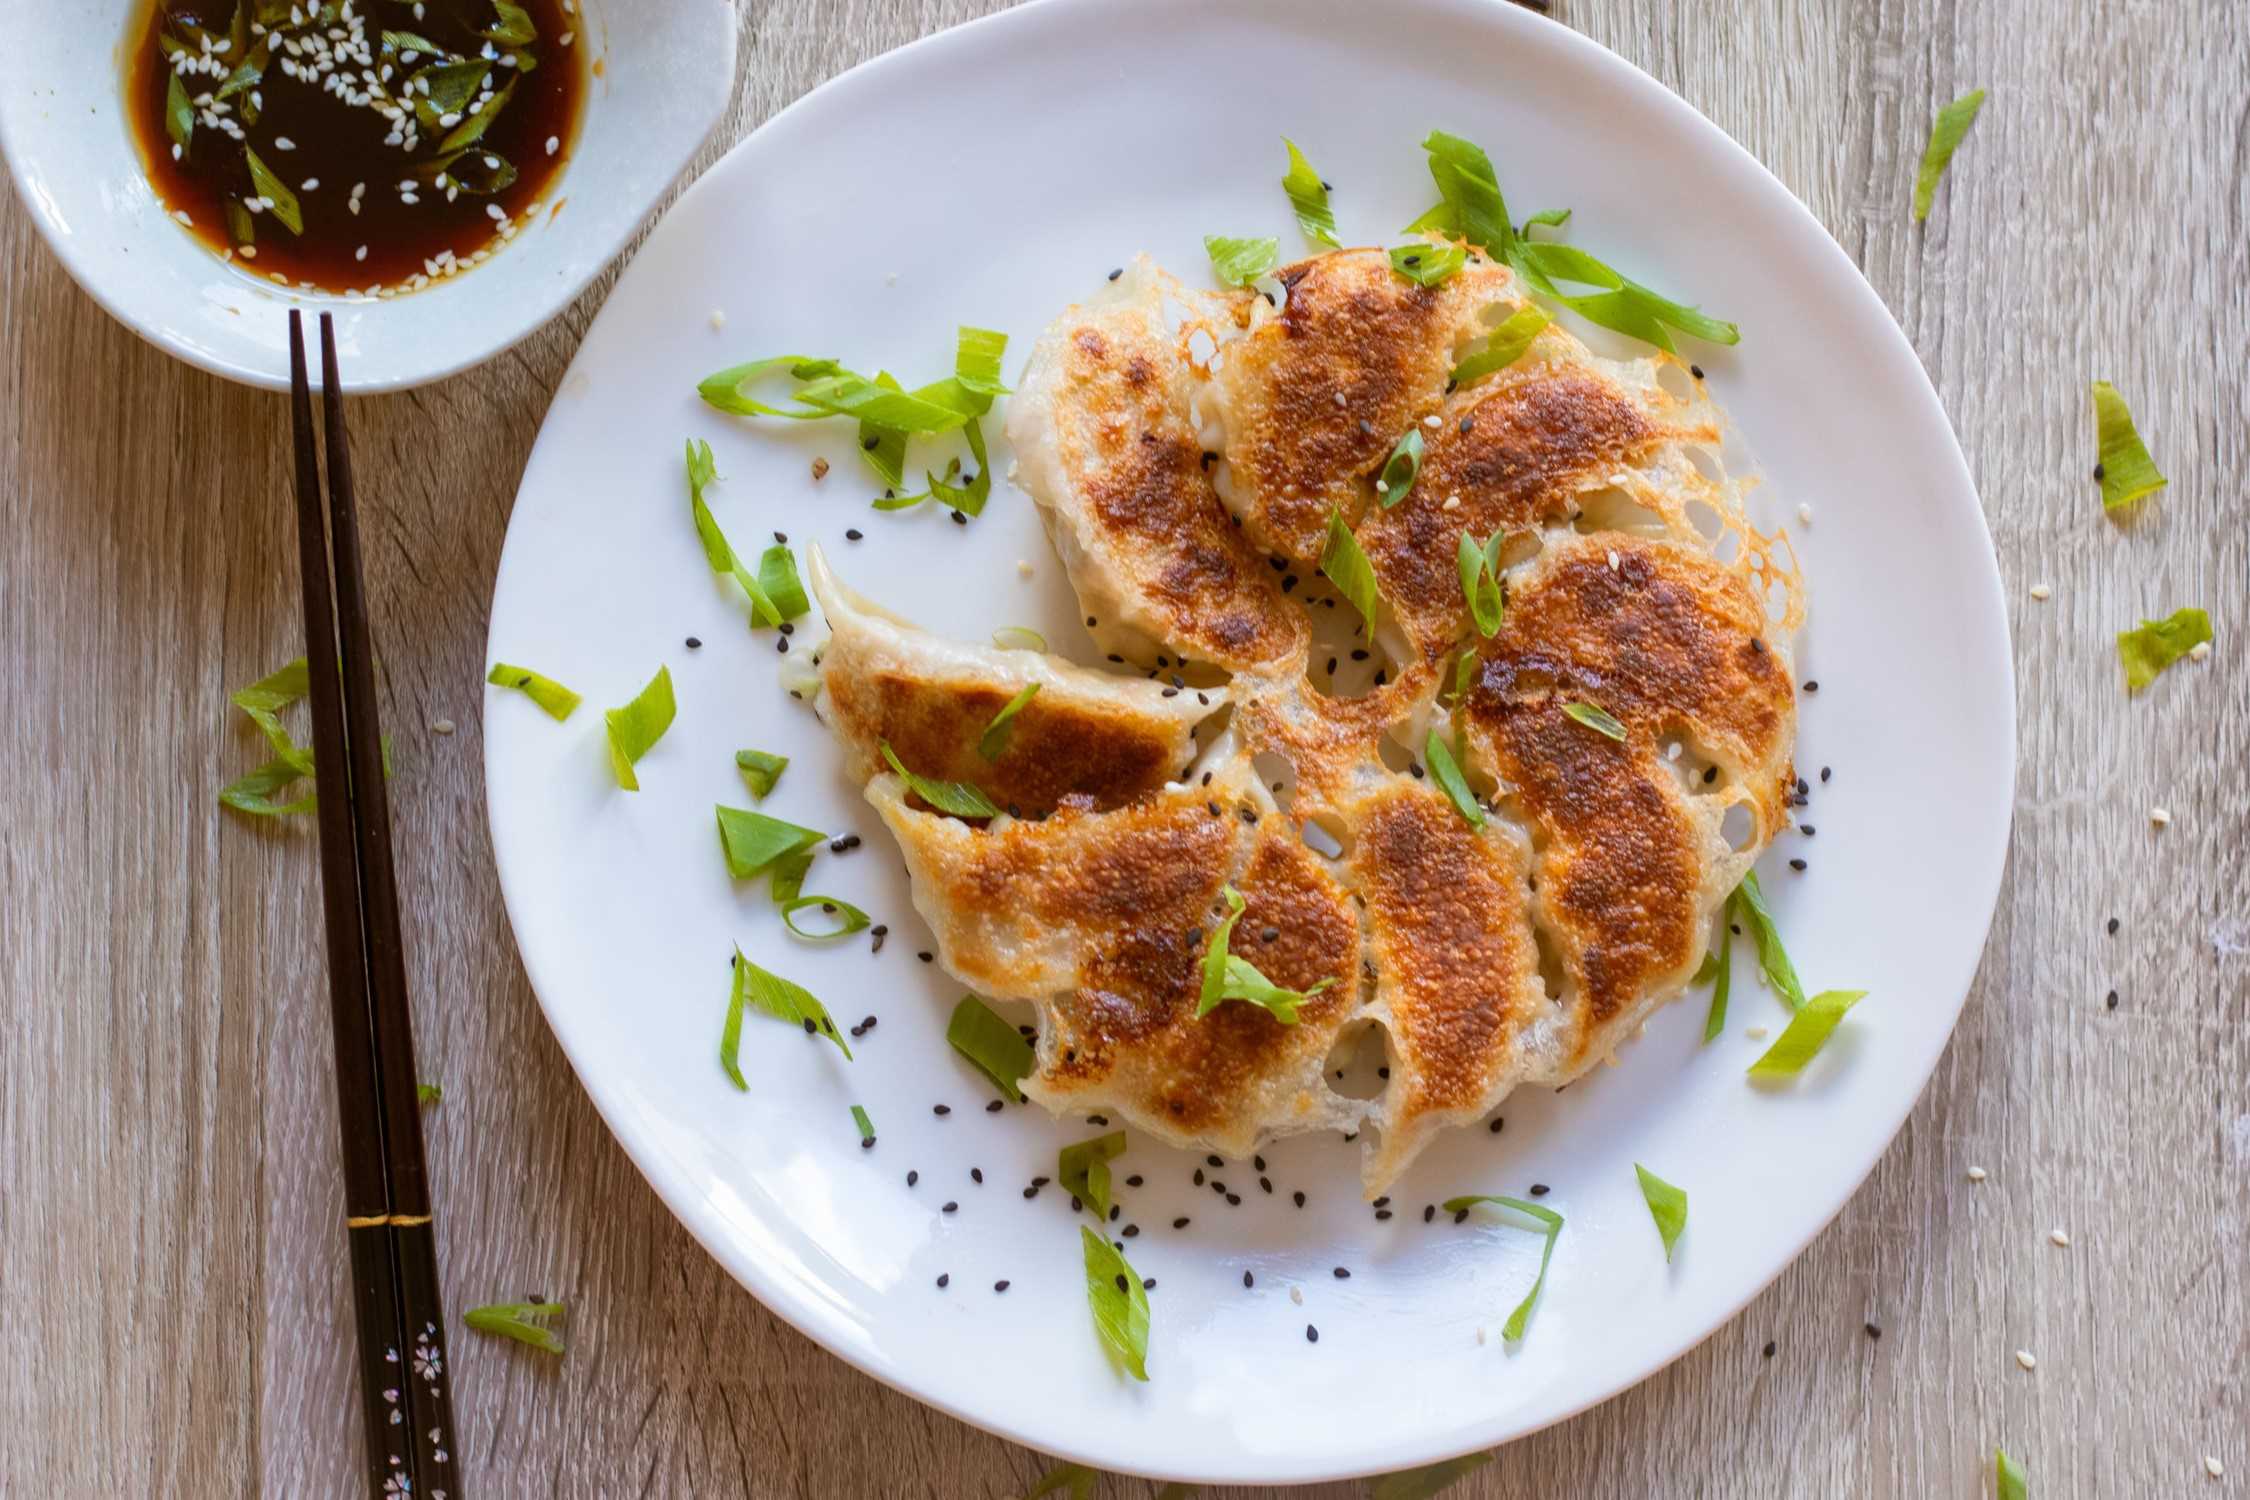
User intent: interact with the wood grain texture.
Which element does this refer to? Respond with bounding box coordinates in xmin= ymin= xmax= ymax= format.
xmin=2 ymin=1 xmax=2242 ymax=1495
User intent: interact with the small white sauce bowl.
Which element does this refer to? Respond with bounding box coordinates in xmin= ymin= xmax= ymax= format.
xmin=0 ymin=0 xmax=736 ymax=392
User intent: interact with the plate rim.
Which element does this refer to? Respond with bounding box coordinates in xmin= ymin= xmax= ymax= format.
xmin=483 ymin=0 xmax=2017 ymax=1481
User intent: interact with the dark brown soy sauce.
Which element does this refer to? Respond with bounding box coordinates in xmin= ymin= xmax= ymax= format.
xmin=126 ymin=0 xmax=584 ymax=295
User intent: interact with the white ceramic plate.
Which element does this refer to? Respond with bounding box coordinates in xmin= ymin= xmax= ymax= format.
xmin=0 ymin=0 xmax=734 ymax=392
xmin=485 ymin=0 xmax=2013 ymax=1483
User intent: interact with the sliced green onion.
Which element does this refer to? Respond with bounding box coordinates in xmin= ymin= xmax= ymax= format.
xmin=1205 ymin=234 xmax=1280 ymax=288
xmin=416 ymin=1082 xmax=442 ymax=1104
xmin=1634 ymin=1164 xmax=1687 ymax=1261
xmin=1913 ymin=89 xmax=1987 ymax=222
xmin=165 ymin=71 xmax=194 ymax=149
xmin=1410 ymin=130 xmax=1517 ymax=259
xmin=715 ymin=805 xmax=825 ymax=882
xmin=735 ymin=748 xmax=788 ymax=798
xmin=1521 ymin=208 xmax=1572 ymax=231
xmin=231 ymin=657 xmax=314 ymax=769
xmin=755 ymin=545 xmax=810 ymax=621
xmin=947 ymin=995 xmax=1034 ymax=1103
xmin=1450 ymin=305 xmax=1550 ymax=388
xmin=1059 ymin=1130 xmax=1127 ymax=1220
xmin=437 ymin=73 xmax=515 ymax=155
xmin=1080 ymin=1225 xmax=1150 ymax=1382
xmin=781 ymin=895 xmax=871 ymax=941
xmin=1562 ymin=701 xmax=1627 ymax=741
xmin=686 ymin=439 xmax=789 ymax=628
xmin=1510 ymin=239 xmax=1738 ymax=354
xmin=1375 ymin=428 xmax=1425 ymax=508
xmin=991 ymin=626 xmax=1047 ymax=653
xmin=851 ymin=1103 xmax=876 ymax=1145
xmin=1440 ymin=1194 xmax=1563 ymax=1340
xmin=2090 ymin=381 xmax=2167 ymax=511
xmin=879 ymin=741 xmax=1000 ymax=818
xmin=2116 ymin=607 xmax=2211 ymax=692
xmin=1319 ymin=508 xmax=1383 ymax=628
xmin=604 ymin=666 xmax=675 ymax=791
xmin=1388 ymin=242 xmax=1466 ymax=287
xmin=768 ymin=846 xmax=814 ymax=906
xmin=1369 ymin=1453 xmax=1495 ymax=1500
xmin=1458 ymin=532 xmax=1505 ymax=638
xmin=1746 ymin=989 xmax=1866 ymax=1078
xmin=1702 ymin=900 xmax=1735 ymax=1043
xmin=1995 ymin=1448 xmax=2028 ymax=1500
xmin=1281 ymin=137 xmax=1340 ymax=248
xmin=1732 ymin=871 xmax=1806 ymax=1011
xmin=243 ymin=145 xmax=303 ymax=234
xmin=976 ymin=682 xmax=1040 ymax=762
xmin=1195 ymin=886 xmax=1330 ymax=1024
xmin=219 ymin=757 xmax=316 ymax=817
xmin=859 ymin=377 xmax=909 ymax=488
xmin=486 ymin=662 xmax=581 ymax=720
xmin=953 ymin=325 xmax=1012 ymax=401
xmin=720 ymin=951 xmax=750 ymax=1089
xmin=1023 ymin=1462 xmax=1099 ymax=1500
xmin=732 ymin=947 xmax=852 ymax=1060
xmin=1451 ymin=648 xmax=1477 ymax=705
xmin=695 ymin=354 xmax=845 ymax=418
xmin=789 ymin=371 xmax=970 ymax=432
xmin=464 ymin=1300 xmax=565 ymax=1356
xmin=1424 ymin=729 xmax=1485 ymax=830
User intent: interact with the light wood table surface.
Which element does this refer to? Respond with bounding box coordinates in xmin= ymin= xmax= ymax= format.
xmin=5 ymin=1 xmax=2243 ymax=1495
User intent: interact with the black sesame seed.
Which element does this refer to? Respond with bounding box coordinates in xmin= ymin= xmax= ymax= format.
xmin=2092 ymin=462 xmax=2106 ymax=481
xmin=1243 ymin=1270 xmax=1255 ymax=1288
xmin=1529 ymin=1184 xmax=1549 ymax=1197
xmin=1334 ymin=1267 xmax=1352 ymax=1280
xmin=1864 ymin=1322 xmax=1882 ymax=1340
xmin=1207 ymin=1155 xmax=1224 ymax=1168
xmin=917 ymin=951 xmax=933 ymax=963
xmin=1142 ymin=1278 xmax=1156 ymax=1290
xmin=942 ymin=1201 xmax=958 ymax=1213
xmin=2105 ymin=990 xmax=2119 ymax=1010
xmin=862 ymin=435 xmax=880 ymax=451
xmin=1409 ymin=762 xmax=1425 ymax=779
xmin=1108 ymin=1204 xmax=1119 ymax=1222
xmin=993 ymin=1280 xmax=1009 ymax=1293
xmin=1454 ymin=1209 xmax=1469 ymax=1225
xmin=1161 ymin=686 xmax=1179 ymax=697
xmin=1122 ymin=1224 xmax=1139 ymax=1237
xmin=860 ymin=1136 xmax=874 ymax=1150
xmin=1424 ymin=1205 xmax=1436 ymax=1223
xmin=1488 ymin=1118 xmax=1504 ymax=1134
xmin=1293 ymin=1191 xmax=1306 ymax=1208
xmin=1800 ymin=824 xmax=1816 ymax=836
xmin=1750 ymin=637 xmax=1766 ymax=654
xmin=775 ymin=637 xmax=788 ymax=654
xmin=936 ymin=1273 xmax=949 ymax=1288
xmin=907 ymin=1170 xmax=918 ymax=1186
xmin=1690 ymin=363 xmax=1705 ymax=379
xmin=2106 ymin=917 xmax=2119 ymax=935
xmin=1703 ymin=765 xmax=1719 ymax=784
xmin=970 ymin=1168 xmax=983 ymax=1184
xmin=1377 ymin=1067 xmax=1390 ymax=1080
xmin=1173 ymin=1216 xmax=1190 ymax=1229
xmin=1193 ymin=1168 xmax=1204 ymax=1187
xmin=845 ymin=528 xmax=864 ymax=541
xmin=1259 ymin=1177 xmax=1273 ymax=1193
xmin=950 ymin=509 xmax=966 ymax=525
xmin=1460 ymin=415 xmax=1473 ymax=434
xmin=800 ymin=1017 xmax=817 ymax=1035
xmin=1106 ymin=266 xmax=1125 ymax=280
xmin=684 ymin=635 xmax=702 ymax=649
xmin=1820 ymin=766 xmax=1831 ymax=782
xmin=986 ymin=1100 xmax=1003 ymax=1113
xmin=1763 ymin=1340 xmax=1777 ymax=1358
xmin=1306 ymin=1325 xmax=1319 ymax=1343
xmin=1789 ymin=858 xmax=1808 ymax=872
xmin=1022 ymin=1187 xmax=1038 ymax=1199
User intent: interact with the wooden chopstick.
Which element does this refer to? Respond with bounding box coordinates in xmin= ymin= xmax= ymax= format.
xmin=288 ymin=310 xmax=463 ymax=1498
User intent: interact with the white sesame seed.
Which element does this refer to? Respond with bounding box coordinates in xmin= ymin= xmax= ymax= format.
xmin=1745 ymin=1026 xmax=1769 ymax=1040
xmin=1441 ymin=494 xmax=1460 ymax=511
xmin=1664 ymin=741 xmax=1683 ymax=761
xmin=238 ymin=245 xmax=258 ymax=259
xmin=1332 ymin=391 xmax=1347 ymax=408
xmin=273 ymin=135 xmax=295 ymax=150
xmin=1016 ymin=560 xmax=1034 ymax=578
xmin=1375 ymin=479 xmax=1389 ymax=495
xmin=172 ymin=209 xmax=193 ymax=226
xmin=2189 ymin=640 xmax=2211 ymax=661
xmin=2014 ymin=1349 xmax=2036 ymax=1371
xmin=709 ymin=309 xmax=726 ymax=331
xmin=1475 ymin=1326 xmax=1486 ymax=1345
xmin=432 ymin=719 xmax=456 ymax=736
xmin=545 ymin=134 xmax=560 ymax=156
xmin=2150 ymin=807 xmax=2172 ymax=828
xmin=486 ymin=203 xmax=507 ymax=222
xmin=1797 ymin=502 xmax=1814 ymax=524
xmin=355 ymin=245 xmax=368 ymax=261
xmin=2029 ymin=584 xmax=2051 ymax=600
xmin=2206 ymin=1455 xmax=2224 ymax=1479
xmin=301 ymin=177 xmax=319 ymax=191
xmin=2049 ymin=1228 xmax=2070 ymax=1247
xmin=1422 ymin=414 xmax=1442 ymax=428
xmin=171 ymin=143 xmax=183 ymax=161
xmin=558 ymin=29 xmax=574 ymax=46
xmin=1967 ymin=1166 xmax=1987 ymax=1182
xmin=1607 ymin=549 xmax=1621 ymax=572
xmin=1289 ymin=1285 xmax=1304 ymax=1306
xmin=400 ymin=192 xmax=418 ymax=205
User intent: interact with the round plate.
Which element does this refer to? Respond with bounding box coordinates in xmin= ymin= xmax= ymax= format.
xmin=485 ymin=0 xmax=2012 ymax=1483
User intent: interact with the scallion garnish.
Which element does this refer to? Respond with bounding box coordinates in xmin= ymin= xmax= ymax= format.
xmin=2116 ymin=607 xmax=2211 ymax=692
xmin=1634 ymin=1164 xmax=1687 ymax=1261
xmin=486 ymin=662 xmax=581 ymax=721
xmin=218 ymin=758 xmax=317 ymax=818
xmin=1205 ymin=234 xmax=1280 ymax=288
xmin=1024 ymin=1461 xmax=1100 ymax=1499
xmin=231 ymin=657 xmax=314 ymax=769
xmin=1059 ymin=1130 xmax=1127 ymax=1219
xmin=1746 ymin=989 xmax=1866 ymax=1078
xmin=990 ymin=626 xmax=1047 ymax=653
xmin=1376 ymin=428 xmax=1425 ymax=508
xmin=1319 ymin=508 xmax=1383 ymax=628
xmin=1080 ymin=1225 xmax=1151 ymax=1382
xmin=1388 ymin=242 xmax=1466 ymax=287
xmin=1195 ymin=886 xmax=1332 ymax=1024
xmin=769 ymin=847 xmax=815 ymax=906
xmin=947 ymin=995 xmax=1035 ymax=1102
xmin=953 ymin=325 xmax=1012 ymax=401
xmin=1701 ymin=902 xmax=1734 ymax=1043
xmin=603 ymin=666 xmax=675 ymax=791
xmin=242 ymin=145 xmax=303 ymax=235
xmin=851 ymin=1103 xmax=876 ymax=1145
xmin=1449 ymin=305 xmax=1549 ymax=388
xmin=781 ymin=895 xmax=872 ymax=941
xmin=1457 ymin=531 xmax=1505 ymax=637
xmin=1994 ymin=1448 xmax=2028 ymax=1500
xmin=1282 ymin=137 xmax=1340 ymax=248
xmin=756 ymin=545 xmax=810 ymax=622
xmin=1424 ymin=729 xmax=1485 ymax=830
xmin=2090 ymin=380 xmax=2167 ymax=511
xmin=719 ymin=948 xmax=750 ymax=1089
xmin=416 ymin=1082 xmax=442 ymax=1105
xmin=732 ymin=947 xmax=852 ymax=1060
xmin=165 ymin=71 xmax=194 ymax=150
xmin=715 ymin=805 xmax=824 ymax=882
xmin=735 ymin=748 xmax=788 ymax=798
xmin=1409 ymin=131 xmax=1735 ymax=353
xmin=1440 ymin=1194 xmax=1563 ymax=1340
xmin=1562 ymin=701 xmax=1627 ymax=741
xmin=1521 ymin=207 xmax=1572 ymax=232
xmin=879 ymin=740 xmax=1000 ymax=818
xmin=464 ymin=1300 xmax=565 ymax=1356
xmin=1368 ymin=1453 xmax=1494 ymax=1500
xmin=1731 ymin=871 xmax=1805 ymax=1010
xmin=686 ymin=439 xmax=792 ymax=628
xmin=977 ymin=682 xmax=1040 ymax=762
xmin=1912 ymin=89 xmax=1987 ymax=222
xmin=483 ymin=1 xmax=537 ymax=46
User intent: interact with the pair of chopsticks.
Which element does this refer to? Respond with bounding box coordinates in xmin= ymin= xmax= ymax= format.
xmin=287 ymin=311 xmax=463 ymax=1498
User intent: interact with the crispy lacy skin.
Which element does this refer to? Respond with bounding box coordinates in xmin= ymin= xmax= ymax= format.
xmin=808 ymin=546 xmax=1212 ymax=815
xmin=1005 ymin=266 xmax=1308 ymax=673
xmin=1346 ymin=779 xmax=1544 ymax=1191
xmin=1460 ymin=535 xmax=1795 ymax=1068
xmin=1359 ymin=353 xmax=1666 ymax=664
xmin=1227 ymin=666 xmax=1435 ymax=816
xmin=1209 ymin=249 xmax=1521 ymax=561
xmin=868 ymin=767 xmax=1362 ymax=1155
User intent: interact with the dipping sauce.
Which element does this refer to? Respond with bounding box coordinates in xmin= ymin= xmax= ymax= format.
xmin=125 ymin=0 xmax=585 ymax=295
